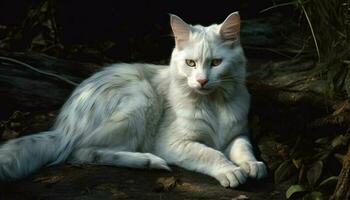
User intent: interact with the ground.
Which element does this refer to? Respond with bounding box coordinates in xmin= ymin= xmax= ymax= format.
xmin=1 ymin=164 xmax=283 ymax=200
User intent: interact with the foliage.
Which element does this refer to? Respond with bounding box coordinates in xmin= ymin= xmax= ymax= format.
xmin=302 ymin=0 xmax=349 ymax=98
xmin=254 ymin=106 xmax=349 ymax=200
xmin=267 ymin=134 xmax=345 ymax=199
xmin=271 ymin=0 xmax=350 ymax=98
xmin=260 ymin=2 xmax=350 ymax=197
xmin=0 ymin=0 xmax=115 ymax=64
xmin=0 ymin=0 xmax=60 ymax=52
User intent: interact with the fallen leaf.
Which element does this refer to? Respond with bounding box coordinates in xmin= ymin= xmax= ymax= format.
xmin=331 ymin=134 xmax=350 ymax=149
xmin=232 ymin=194 xmax=249 ymax=200
xmin=10 ymin=111 xmax=29 ymax=120
xmin=10 ymin=122 xmax=21 ymax=128
xmin=33 ymin=175 xmax=64 ymax=185
xmin=276 ymin=144 xmax=289 ymax=160
xmin=332 ymin=100 xmax=350 ymax=116
xmin=292 ymin=159 xmax=302 ymax=169
xmin=177 ymin=182 xmax=203 ymax=192
xmin=94 ymin=184 xmax=128 ymax=199
xmin=154 ymin=176 xmax=178 ymax=192
xmin=315 ymin=137 xmax=328 ymax=144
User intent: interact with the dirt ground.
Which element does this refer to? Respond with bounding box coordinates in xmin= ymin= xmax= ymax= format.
xmin=1 ymin=164 xmax=283 ymax=200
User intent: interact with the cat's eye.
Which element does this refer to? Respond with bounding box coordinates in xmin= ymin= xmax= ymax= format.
xmin=185 ymin=59 xmax=196 ymax=67
xmin=211 ymin=59 xmax=222 ymax=67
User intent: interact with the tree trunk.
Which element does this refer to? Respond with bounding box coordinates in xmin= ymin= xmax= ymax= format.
xmin=330 ymin=145 xmax=350 ymax=200
xmin=0 ymin=51 xmax=99 ymax=119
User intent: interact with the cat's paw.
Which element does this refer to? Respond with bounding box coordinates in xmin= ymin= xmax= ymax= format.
xmin=214 ymin=165 xmax=247 ymax=188
xmin=240 ymin=161 xmax=267 ymax=179
xmin=144 ymin=153 xmax=171 ymax=171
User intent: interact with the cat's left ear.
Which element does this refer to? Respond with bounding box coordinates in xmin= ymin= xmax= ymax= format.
xmin=219 ymin=12 xmax=241 ymax=42
xmin=170 ymin=14 xmax=191 ymax=49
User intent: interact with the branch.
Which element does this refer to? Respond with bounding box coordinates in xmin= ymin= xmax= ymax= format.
xmin=0 ymin=56 xmax=78 ymax=86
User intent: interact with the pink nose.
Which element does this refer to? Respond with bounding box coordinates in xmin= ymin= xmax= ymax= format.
xmin=197 ymin=79 xmax=208 ymax=87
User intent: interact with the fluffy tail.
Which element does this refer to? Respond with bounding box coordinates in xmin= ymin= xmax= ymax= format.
xmin=0 ymin=130 xmax=67 ymax=181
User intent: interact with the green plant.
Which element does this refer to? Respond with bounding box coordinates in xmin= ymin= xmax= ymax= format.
xmin=301 ymin=0 xmax=350 ymax=98
xmin=285 ymin=166 xmax=338 ymax=200
xmin=263 ymin=2 xmax=350 ymax=195
xmin=266 ymin=0 xmax=350 ymax=98
xmin=273 ymin=136 xmax=342 ymax=200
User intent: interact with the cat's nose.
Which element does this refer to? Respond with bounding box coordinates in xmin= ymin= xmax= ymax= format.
xmin=197 ymin=79 xmax=208 ymax=87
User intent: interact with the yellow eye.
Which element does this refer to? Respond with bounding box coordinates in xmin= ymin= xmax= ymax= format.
xmin=185 ymin=59 xmax=196 ymax=67
xmin=211 ymin=59 xmax=222 ymax=67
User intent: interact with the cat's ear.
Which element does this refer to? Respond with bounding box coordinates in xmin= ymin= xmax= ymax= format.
xmin=170 ymin=14 xmax=191 ymax=49
xmin=219 ymin=12 xmax=241 ymax=42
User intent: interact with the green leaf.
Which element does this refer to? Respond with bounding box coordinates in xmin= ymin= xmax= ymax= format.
xmin=315 ymin=137 xmax=328 ymax=144
xmin=313 ymin=151 xmax=331 ymax=161
xmin=302 ymin=191 xmax=323 ymax=200
xmin=307 ymin=161 xmax=323 ymax=187
xmin=286 ymin=184 xmax=306 ymax=199
xmin=318 ymin=176 xmax=338 ymax=189
xmin=274 ymin=160 xmax=296 ymax=184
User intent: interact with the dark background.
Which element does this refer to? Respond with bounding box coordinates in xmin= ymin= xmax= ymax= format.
xmin=0 ymin=0 xmax=297 ymax=119
xmin=0 ymin=1 xmax=349 ymax=199
xmin=0 ymin=0 xmax=291 ymax=62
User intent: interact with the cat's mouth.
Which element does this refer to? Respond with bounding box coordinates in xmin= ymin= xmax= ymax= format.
xmin=195 ymin=87 xmax=213 ymax=95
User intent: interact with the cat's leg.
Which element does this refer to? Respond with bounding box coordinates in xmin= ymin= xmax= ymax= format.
xmin=67 ymin=147 xmax=170 ymax=170
xmin=156 ymin=140 xmax=247 ymax=188
xmin=225 ymin=135 xmax=267 ymax=179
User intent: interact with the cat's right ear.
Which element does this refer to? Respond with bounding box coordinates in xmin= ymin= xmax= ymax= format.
xmin=170 ymin=14 xmax=191 ymax=49
xmin=219 ymin=12 xmax=241 ymax=43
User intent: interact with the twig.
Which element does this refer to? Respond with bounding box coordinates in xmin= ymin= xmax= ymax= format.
xmin=299 ymin=0 xmax=321 ymax=63
xmin=277 ymin=76 xmax=313 ymax=89
xmin=243 ymin=46 xmax=293 ymax=59
xmin=259 ymin=2 xmax=297 ymax=13
xmin=0 ymin=56 xmax=78 ymax=86
xmin=292 ymin=42 xmax=307 ymax=59
xmin=330 ymin=143 xmax=350 ymax=200
xmin=259 ymin=0 xmax=321 ymax=63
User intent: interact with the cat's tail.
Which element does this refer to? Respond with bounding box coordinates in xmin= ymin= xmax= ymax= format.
xmin=0 ymin=130 xmax=68 ymax=181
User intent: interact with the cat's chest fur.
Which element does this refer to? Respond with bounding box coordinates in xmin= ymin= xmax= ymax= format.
xmin=167 ymin=89 xmax=247 ymax=151
xmin=192 ymin=99 xmax=244 ymax=150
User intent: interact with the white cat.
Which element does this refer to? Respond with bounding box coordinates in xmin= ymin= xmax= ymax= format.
xmin=0 ymin=12 xmax=267 ymax=187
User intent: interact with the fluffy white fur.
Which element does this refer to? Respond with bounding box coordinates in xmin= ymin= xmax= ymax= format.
xmin=0 ymin=12 xmax=267 ymax=187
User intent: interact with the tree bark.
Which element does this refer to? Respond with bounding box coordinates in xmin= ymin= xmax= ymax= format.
xmin=330 ymin=145 xmax=350 ymax=200
xmin=0 ymin=51 xmax=99 ymax=119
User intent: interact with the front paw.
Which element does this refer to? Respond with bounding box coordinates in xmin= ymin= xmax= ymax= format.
xmin=213 ymin=165 xmax=247 ymax=188
xmin=240 ymin=161 xmax=267 ymax=179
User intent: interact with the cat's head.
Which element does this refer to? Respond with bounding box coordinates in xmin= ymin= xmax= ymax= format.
xmin=170 ymin=12 xmax=246 ymax=95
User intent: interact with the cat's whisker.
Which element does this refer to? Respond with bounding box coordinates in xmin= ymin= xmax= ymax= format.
xmin=207 ymin=79 xmax=245 ymax=86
